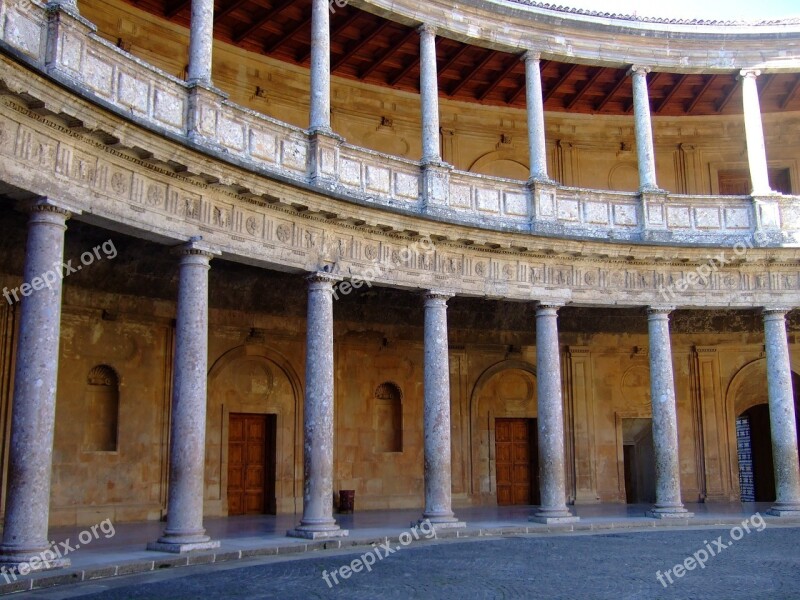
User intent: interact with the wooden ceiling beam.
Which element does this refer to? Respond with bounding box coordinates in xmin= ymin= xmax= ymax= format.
xmin=331 ymin=20 xmax=392 ymax=72
xmin=715 ymin=76 xmax=739 ymax=113
xmin=389 ymin=55 xmax=420 ymax=86
xmin=654 ymin=74 xmax=689 ymax=114
xmin=565 ymin=66 xmax=605 ymax=110
xmin=594 ymin=70 xmax=627 ymax=111
xmin=264 ymin=13 xmax=311 ymax=54
xmin=479 ymin=54 xmax=522 ymax=101
xmin=438 ymin=44 xmax=472 ymax=79
xmin=685 ymin=74 xmax=715 ymax=114
xmin=359 ymin=28 xmax=417 ymax=80
xmin=447 ymin=50 xmax=497 ymax=97
xmin=543 ymin=63 xmax=580 ymax=102
xmin=780 ymin=75 xmax=800 ymax=109
xmin=165 ymin=0 xmax=190 ymax=18
xmin=234 ymin=0 xmax=296 ymax=44
xmin=215 ymin=0 xmax=251 ymax=22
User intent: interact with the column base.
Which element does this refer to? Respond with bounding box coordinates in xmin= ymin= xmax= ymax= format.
xmin=647 ymin=505 xmax=694 ymax=519
xmin=530 ymin=508 xmax=580 ymax=524
xmin=0 ymin=550 xmax=70 ymax=575
xmin=287 ymin=526 xmax=349 ymax=540
xmin=147 ymin=539 xmax=220 ymax=553
xmin=767 ymin=503 xmax=800 ymax=517
xmin=420 ymin=517 xmax=466 ymax=530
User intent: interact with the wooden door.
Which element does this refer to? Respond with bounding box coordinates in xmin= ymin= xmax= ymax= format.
xmin=495 ymin=418 xmax=538 ymax=506
xmin=228 ymin=413 xmax=277 ymax=515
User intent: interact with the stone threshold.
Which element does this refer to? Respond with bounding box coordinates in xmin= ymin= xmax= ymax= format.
xmin=2 ymin=514 xmax=798 ymax=595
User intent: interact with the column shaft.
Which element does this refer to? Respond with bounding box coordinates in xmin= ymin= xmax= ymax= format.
xmin=288 ymin=274 xmax=347 ymax=538
xmin=309 ymin=0 xmax=332 ymax=133
xmin=421 ymin=292 xmax=463 ymax=527
xmin=740 ymin=70 xmax=772 ymax=195
xmin=150 ymin=241 xmax=219 ymax=553
xmin=531 ymin=304 xmax=578 ymax=523
xmin=629 ymin=66 xmax=659 ymax=191
xmin=647 ymin=307 xmax=692 ymax=518
xmin=763 ymin=309 xmax=800 ymax=516
xmin=187 ymin=0 xmax=214 ymax=85
xmin=419 ymin=25 xmax=441 ymax=164
xmin=525 ymin=52 xmax=549 ymax=182
xmin=0 ymin=200 xmax=73 ymax=569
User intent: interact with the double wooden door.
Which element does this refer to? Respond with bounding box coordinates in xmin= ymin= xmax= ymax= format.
xmin=495 ymin=418 xmax=539 ymax=506
xmin=227 ymin=413 xmax=277 ymax=515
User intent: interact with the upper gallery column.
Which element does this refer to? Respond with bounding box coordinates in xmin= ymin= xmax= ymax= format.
xmin=628 ymin=66 xmax=659 ymax=192
xmin=524 ymin=52 xmax=549 ymax=182
xmin=421 ymin=292 xmax=464 ymax=528
xmin=739 ymin=70 xmax=772 ymax=195
xmin=419 ymin=24 xmax=442 ymax=164
xmin=0 ymin=198 xmax=78 ymax=571
xmin=288 ymin=273 xmax=348 ymax=538
xmin=646 ymin=307 xmax=692 ymax=518
xmin=762 ymin=308 xmax=800 ymax=516
xmin=309 ymin=0 xmax=332 ymax=133
xmin=531 ymin=304 xmax=578 ymax=523
xmin=149 ymin=239 xmax=220 ymax=553
xmin=187 ymin=0 xmax=215 ymax=86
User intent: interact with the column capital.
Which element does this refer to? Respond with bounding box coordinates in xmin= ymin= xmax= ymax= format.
xmin=522 ymin=50 xmax=541 ymax=63
xmin=423 ymin=290 xmax=453 ymax=304
xmin=174 ymin=237 xmax=221 ymax=261
xmin=18 ymin=197 xmax=81 ymax=219
xmin=628 ymin=65 xmax=651 ymax=77
xmin=417 ymin=23 xmax=437 ymax=36
xmin=307 ymin=271 xmax=341 ymax=287
xmin=738 ymin=69 xmax=761 ymax=80
xmin=647 ymin=305 xmax=675 ymax=317
xmin=763 ymin=307 xmax=793 ymax=318
xmin=536 ymin=302 xmax=564 ymax=313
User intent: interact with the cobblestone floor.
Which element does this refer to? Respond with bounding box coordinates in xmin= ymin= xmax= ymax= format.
xmin=20 ymin=525 xmax=800 ymax=599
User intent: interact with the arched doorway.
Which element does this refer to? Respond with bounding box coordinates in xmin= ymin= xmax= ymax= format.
xmin=469 ymin=360 xmax=539 ymax=505
xmin=730 ymin=362 xmax=800 ymax=502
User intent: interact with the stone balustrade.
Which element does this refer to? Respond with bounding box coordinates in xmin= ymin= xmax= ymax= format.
xmin=1 ymin=0 xmax=799 ymax=249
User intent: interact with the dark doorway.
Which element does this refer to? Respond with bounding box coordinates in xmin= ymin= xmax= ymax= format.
xmin=495 ymin=418 xmax=539 ymax=505
xmin=718 ymin=167 xmax=792 ymax=195
xmin=622 ymin=418 xmax=656 ymax=504
xmin=227 ymin=413 xmax=277 ymax=515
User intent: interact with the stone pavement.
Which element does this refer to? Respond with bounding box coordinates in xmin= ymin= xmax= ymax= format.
xmin=3 ymin=503 xmax=800 ymax=598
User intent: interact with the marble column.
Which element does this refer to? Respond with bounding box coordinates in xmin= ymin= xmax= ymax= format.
xmin=187 ymin=0 xmax=214 ymax=86
xmin=288 ymin=274 xmax=348 ymax=538
xmin=531 ymin=304 xmax=578 ymax=523
xmin=421 ymin=292 xmax=464 ymax=528
xmin=309 ymin=0 xmax=332 ymax=134
xmin=149 ymin=239 xmax=220 ymax=553
xmin=763 ymin=309 xmax=800 ymax=516
xmin=419 ymin=25 xmax=441 ymax=164
xmin=629 ymin=65 xmax=659 ymax=192
xmin=740 ymin=70 xmax=772 ymax=195
xmin=524 ymin=52 xmax=549 ymax=182
xmin=0 ymin=199 xmax=77 ymax=571
xmin=646 ymin=307 xmax=692 ymax=518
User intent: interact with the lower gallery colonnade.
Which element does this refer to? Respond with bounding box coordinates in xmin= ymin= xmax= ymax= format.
xmin=0 ymin=197 xmax=797 ymax=569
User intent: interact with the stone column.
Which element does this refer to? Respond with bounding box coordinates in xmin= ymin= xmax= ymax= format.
xmin=419 ymin=25 xmax=441 ymax=164
xmin=187 ymin=0 xmax=214 ymax=86
xmin=763 ymin=309 xmax=800 ymax=516
xmin=646 ymin=307 xmax=692 ymax=518
xmin=524 ymin=52 xmax=549 ymax=182
xmin=531 ymin=304 xmax=578 ymax=523
xmin=149 ymin=239 xmax=220 ymax=553
xmin=740 ymin=70 xmax=772 ymax=195
xmin=0 ymin=199 xmax=78 ymax=572
xmin=309 ymin=0 xmax=332 ymax=134
xmin=421 ymin=292 xmax=465 ymax=528
xmin=629 ymin=66 xmax=659 ymax=192
xmin=288 ymin=274 xmax=348 ymax=538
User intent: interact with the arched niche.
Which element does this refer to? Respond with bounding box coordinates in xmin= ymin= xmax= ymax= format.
xmin=83 ymin=365 xmax=120 ymax=452
xmin=469 ymin=151 xmax=529 ymax=180
xmin=374 ymin=382 xmax=403 ymax=453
